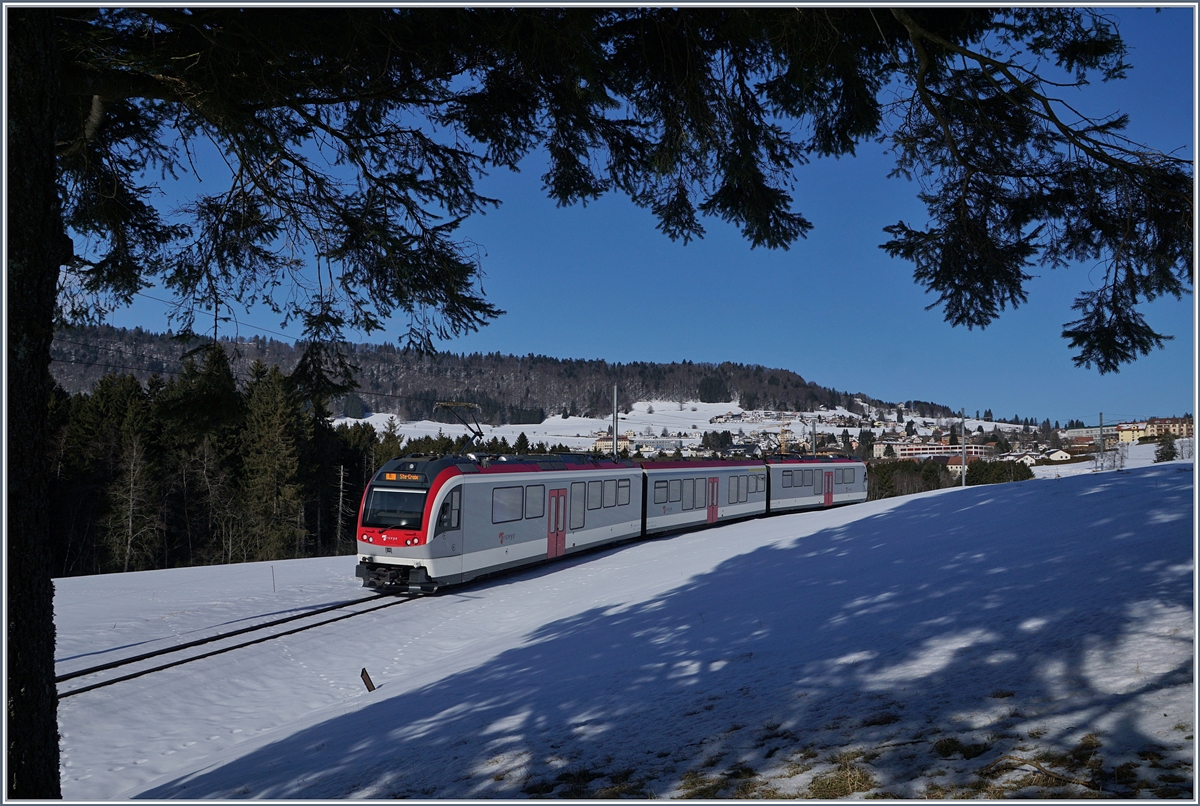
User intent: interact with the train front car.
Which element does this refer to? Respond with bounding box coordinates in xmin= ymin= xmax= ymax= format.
xmin=356 ymin=456 xmax=467 ymax=593
xmin=356 ymin=454 xmax=645 ymax=593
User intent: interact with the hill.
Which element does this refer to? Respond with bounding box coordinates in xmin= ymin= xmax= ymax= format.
xmin=55 ymin=460 xmax=1194 ymax=799
xmin=50 ymin=324 xmax=959 ymax=424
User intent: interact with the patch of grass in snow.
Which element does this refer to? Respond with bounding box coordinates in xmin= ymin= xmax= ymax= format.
xmin=675 ymin=762 xmax=779 ymax=799
xmin=554 ymin=767 xmax=605 ymax=798
xmin=804 ymin=761 xmax=876 ymax=799
xmin=592 ymin=768 xmax=650 ymax=799
xmin=989 ymin=689 xmax=1015 ymax=698
xmin=677 ymin=770 xmax=727 ymax=799
xmin=932 ymin=736 xmax=990 ymax=760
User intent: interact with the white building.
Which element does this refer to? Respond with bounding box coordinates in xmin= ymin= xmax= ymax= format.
xmin=874 ymin=441 xmax=995 ymax=460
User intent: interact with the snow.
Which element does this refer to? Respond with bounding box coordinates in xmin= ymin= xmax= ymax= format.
xmin=56 ymin=458 xmax=1194 ymax=799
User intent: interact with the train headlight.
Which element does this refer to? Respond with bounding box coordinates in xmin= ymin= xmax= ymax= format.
xmin=367 ymin=536 xmax=374 ymax=543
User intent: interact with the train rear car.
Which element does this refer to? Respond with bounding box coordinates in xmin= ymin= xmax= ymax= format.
xmin=766 ymin=456 xmax=867 ymax=513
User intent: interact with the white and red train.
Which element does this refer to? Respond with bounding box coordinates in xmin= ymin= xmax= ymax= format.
xmin=356 ymin=453 xmax=868 ymax=592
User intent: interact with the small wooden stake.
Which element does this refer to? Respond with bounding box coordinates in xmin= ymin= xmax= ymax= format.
xmin=360 ymin=667 xmax=376 ymax=692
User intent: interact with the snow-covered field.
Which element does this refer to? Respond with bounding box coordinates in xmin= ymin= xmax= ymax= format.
xmin=55 ymin=455 xmax=1193 ymax=799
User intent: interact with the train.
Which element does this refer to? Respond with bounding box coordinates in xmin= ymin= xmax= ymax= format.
xmin=355 ymin=452 xmax=868 ymax=593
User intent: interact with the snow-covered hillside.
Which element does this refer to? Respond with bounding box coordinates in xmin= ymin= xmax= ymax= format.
xmin=334 ymin=399 xmax=1022 ymax=454
xmin=55 ymin=457 xmax=1193 ymax=799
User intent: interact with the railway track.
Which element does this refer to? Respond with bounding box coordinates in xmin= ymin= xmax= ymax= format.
xmin=56 ymin=593 xmax=413 ymax=698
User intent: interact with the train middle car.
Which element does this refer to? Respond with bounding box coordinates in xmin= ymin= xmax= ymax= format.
xmin=356 ymin=453 xmax=867 ymax=592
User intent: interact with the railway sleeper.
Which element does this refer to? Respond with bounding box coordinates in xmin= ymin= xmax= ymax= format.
xmin=357 ymin=562 xmax=439 ymax=595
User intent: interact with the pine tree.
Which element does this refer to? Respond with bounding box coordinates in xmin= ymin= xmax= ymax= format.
xmin=378 ymin=417 xmax=405 ymax=465
xmin=1155 ymin=433 xmax=1178 ymax=463
xmin=156 ymin=345 xmax=245 ymax=565
xmin=239 ymin=363 xmax=306 ymax=561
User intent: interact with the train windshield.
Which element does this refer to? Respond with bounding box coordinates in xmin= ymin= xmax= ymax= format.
xmin=362 ymin=488 xmax=427 ymax=529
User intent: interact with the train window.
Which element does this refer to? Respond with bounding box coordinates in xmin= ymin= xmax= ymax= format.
xmin=835 ymin=468 xmax=845 ymax=484
xmin=697 ymin=479 xmax=707 ymax=506
xmin=491 ymin=486 xmax=523 ymax=524
xmin=570 ymin=482 xmax=586 ymax=529
xmin=617 ymin=478 xmax=631 ymax=506
xmin=682 ymin=478 xmax=694 ymax=510
xmin=739 ymin=474 xmax=749 ymax=502
xmin=782 ymin=470 xmax=792 ymax=488
xmin=654 ymin=480 xmax=668 ymax=504
xmin=525 ymin=485 xmax=545 ymax=519
xmin=587 ymin=480 xmax=603 ymax=510
xmin=803 ymin=469 xmax=814 ymax=487
xmin=844 ymin=468 xmax=855 ymax=484
xmin=362 ymin=488 xmax=427 ymax=529
xmin=436 ymin=487 xmax=462 ymax=531
xmin=728 ymin=476 xmax=737 ymax=503
xmin=669 ymin=478 xmax=681 ymax=502
xmin=603 ymin=479 xmax=617 ymax=507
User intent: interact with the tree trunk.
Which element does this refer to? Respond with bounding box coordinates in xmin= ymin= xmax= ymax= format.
xmin=6 ymin=8 xmax=67 ymax=798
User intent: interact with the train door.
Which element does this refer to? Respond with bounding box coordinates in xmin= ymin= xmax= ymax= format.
xmin=707 ymin=477 xmax=719 ymax=523
xmin=823 ymin=471 xmax=834 ymax=506
xmin=547 ymin=488 xmax=567 ymax=559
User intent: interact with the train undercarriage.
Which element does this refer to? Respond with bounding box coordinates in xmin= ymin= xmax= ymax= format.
xmin=356 ymin=561 xmax=440 ymax=594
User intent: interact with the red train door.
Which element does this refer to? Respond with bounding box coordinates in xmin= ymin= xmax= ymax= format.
xmin=547 ymin=488 xmax=567 ymax=558
xmin=707 ymin=477 xmax=719 ymax=523
xmin=823 ymin=471 xmax=834 ymax=506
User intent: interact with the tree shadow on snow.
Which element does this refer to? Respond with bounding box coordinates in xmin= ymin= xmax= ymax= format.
xmin=138 ymin=464 xmax=1194 ymax=798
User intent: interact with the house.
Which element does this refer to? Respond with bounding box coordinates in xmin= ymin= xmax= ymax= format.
xmin=1042 ymin=448 xmax=1071 ymax=462
xmin=592 ymin=434 xmax=632 ymax=454
xmin=1117 ymin=422 xmax=1149 ymax=443
xmin=946 ymin=455 xmax=983 ymax=478
xmin=1146 ymin=416 xmax=1194 ymax=438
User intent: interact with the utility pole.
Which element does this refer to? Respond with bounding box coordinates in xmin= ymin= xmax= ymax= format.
xmin=962 ymin=408 xmax=967 ymax=488
xmin=613 ymin=385 xmax=619 ymax=461
xmin=1098 ymin=411 xmax=1104 ymax=470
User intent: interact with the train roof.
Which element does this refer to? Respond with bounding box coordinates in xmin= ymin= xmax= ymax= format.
xmin=371 ymin=452 xmax=864 ymax=486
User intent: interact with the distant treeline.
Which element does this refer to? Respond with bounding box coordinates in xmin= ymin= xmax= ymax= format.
xmin=43 ymin=346 xmax=565 ymax=579
xmin=49 ymin=324 xmax=955 ymax=424
xmin=866 ymin=458 xmax=1035 ymax=501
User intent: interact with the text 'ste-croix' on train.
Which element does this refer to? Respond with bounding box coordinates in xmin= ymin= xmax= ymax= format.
xmin=356 ymin=453 xmax=867 ymax=593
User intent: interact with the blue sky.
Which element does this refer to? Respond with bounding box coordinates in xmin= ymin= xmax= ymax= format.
xmin=104 ymin=7 xmax=1195 ymax=427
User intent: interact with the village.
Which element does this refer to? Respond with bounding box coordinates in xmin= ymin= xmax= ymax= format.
xmin=589 ymin=404 xmax=1194 ymax=478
